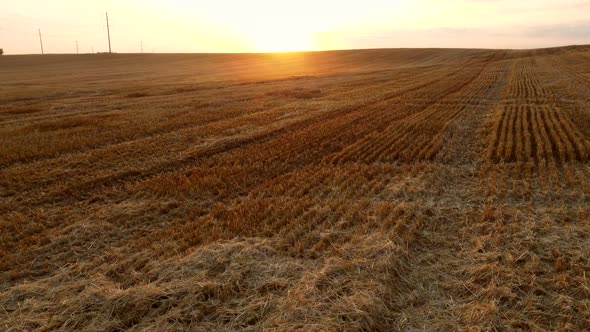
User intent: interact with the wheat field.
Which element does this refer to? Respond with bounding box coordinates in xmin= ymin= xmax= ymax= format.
xmin=1 ymin=46 xmax=590 ymax=330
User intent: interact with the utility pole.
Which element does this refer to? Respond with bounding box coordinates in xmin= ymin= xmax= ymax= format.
xmin=106 ymin=12 xmax=112 ymax=53
xmin=38 ymin=29 xmax=44 ymax=55
xmin=141 ymin=40 xmax=143 ymax=54
xmin=76 ymin=40 xmax=79 ymax=55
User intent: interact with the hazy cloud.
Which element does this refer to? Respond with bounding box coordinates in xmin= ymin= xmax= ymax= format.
xmin=496 ymin=1 xmax=590 ymax=14
xmin=527 ymin=22 xmax=590 ymax=39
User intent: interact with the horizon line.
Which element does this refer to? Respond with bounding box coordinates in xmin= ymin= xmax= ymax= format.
xmin=2 ymin=43 xmax=589 ymax=56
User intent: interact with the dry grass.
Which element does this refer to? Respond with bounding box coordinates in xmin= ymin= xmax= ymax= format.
xmin=1 ymin=46 xmax=590 ymax=330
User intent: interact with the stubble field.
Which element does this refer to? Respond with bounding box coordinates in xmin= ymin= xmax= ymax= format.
xmin=1 ymin=46 xmax=590 ymax=330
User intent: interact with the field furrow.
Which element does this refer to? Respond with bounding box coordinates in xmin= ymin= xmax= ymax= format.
xmin=2 ymin=47 xmax=590 ymax=330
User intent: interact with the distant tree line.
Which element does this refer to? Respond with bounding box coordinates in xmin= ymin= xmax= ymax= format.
xmin=0 ymin=48 xmax=4 ymax=55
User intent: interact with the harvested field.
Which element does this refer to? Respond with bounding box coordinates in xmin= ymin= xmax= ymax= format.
xmin=1 ymin=46 xmax=590 ymax=330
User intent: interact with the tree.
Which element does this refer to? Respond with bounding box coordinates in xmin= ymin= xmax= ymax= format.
xmin=0 ymin=49 xmax=4 ymax=55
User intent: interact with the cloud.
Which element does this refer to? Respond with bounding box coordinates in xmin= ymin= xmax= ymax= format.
xmin=317 ymin=21 xmax=590 ymax=51
xmin=496 ymin=1 xmax=590 ymax=14
xmin=527 ymin=22 xmax=590 ymax=39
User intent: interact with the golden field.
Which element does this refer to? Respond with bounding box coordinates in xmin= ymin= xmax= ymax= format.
xmin=1 ymin=46 xmax=590 ymax=330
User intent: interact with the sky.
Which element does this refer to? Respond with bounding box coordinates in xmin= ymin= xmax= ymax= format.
xmin=1 ymin=0 xmax=589 ymax=54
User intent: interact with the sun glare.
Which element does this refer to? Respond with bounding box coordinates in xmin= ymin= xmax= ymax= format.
xmin=250 ymin=29 xmax=313 ymax=53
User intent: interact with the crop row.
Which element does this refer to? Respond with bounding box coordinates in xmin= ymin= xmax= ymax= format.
xmin=250 ymin=164 xmax=431 ymax=201
xmin=504 ymin=58 xmax=553 ymax=101
xmin=487 ymin=105 xmax=590 ymax=162
xmin=480 ymin=161 xmax=590 ymax=203
xmin=151 ymin=198 xmax=429 ymax=258
xmin=326 ymin=62 xmax=500 ymax=164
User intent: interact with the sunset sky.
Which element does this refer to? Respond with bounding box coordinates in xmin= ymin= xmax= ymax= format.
xmin=1 ymin=0 xmax=589 ymax=54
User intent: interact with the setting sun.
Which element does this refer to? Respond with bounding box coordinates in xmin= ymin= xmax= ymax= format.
xmin=247 ymin=28 xmax=313 ymax=53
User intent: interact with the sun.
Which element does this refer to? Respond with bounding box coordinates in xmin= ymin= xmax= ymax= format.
xmin=247 ymin=27 xmax=314 ymax=53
